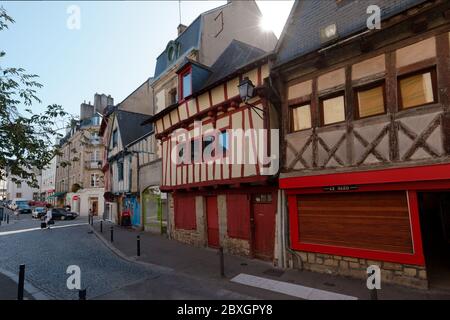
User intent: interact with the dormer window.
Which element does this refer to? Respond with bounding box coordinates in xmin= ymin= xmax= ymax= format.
xmin=180 ymin=68 xmax=192 ymax=100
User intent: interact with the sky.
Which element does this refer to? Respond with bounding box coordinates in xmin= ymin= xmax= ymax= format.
xmin=0 ymin=0 xmax=294 ymax=118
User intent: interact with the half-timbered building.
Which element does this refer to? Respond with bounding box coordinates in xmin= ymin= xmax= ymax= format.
xmin=145 ymin=40 xmax=281 ymax=262
xmin=272 ymin=0 xmax=450 ymax=289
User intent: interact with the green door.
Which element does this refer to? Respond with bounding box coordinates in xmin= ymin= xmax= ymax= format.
xmin=143 ymin=188 xmax=165 ymax=234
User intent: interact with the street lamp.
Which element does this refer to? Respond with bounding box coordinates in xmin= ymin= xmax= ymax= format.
xmin=238 ymin=77 xmax=264 ymax=119
xmin=238 ymin=77 xmax=255 ymax=103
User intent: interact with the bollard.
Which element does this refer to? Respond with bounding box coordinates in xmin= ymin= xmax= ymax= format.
xmin=370 ymin=288 xmax=378 ymax=300
xmin=219 ymin=247 xmax=225 ymax=278
xmin=79 ymin=288 xmax=86 ymax=300
xmin=110 ymin=226 xmax=114 ymax=242
xmin=100 ymin=220 xmax=103 ymax=233
xmin=7 ymin=214 xmax=9 ymax=224
xmin=137 ymin=235 xmax=141 ymax=257
xmin=18 ymin=264 xmax=25 ymax=300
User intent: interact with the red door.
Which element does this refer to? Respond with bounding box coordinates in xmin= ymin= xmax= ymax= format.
xmin=252 ymin=193 xmax=276 ymax=260
xmin=206 ymin=196 xmax=219 ymax=248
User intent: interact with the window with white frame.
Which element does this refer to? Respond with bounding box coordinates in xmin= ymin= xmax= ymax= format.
xmin=91 ymin=173 xmax=99 ymax=187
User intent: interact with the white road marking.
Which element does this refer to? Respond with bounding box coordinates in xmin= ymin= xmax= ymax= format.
xmin=230 ymin=273 xmax=358 ymax=300
xmin=0 ymin=222 xmax=89 ymax=236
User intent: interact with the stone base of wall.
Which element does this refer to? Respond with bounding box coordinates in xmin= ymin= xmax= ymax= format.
xmin=290 ymin=251 xmax=428 ymax=289
xmin=171 ymin=229 xmax=205 ymax=247
xmin=222 ymin=237 xmax=251 ymax=257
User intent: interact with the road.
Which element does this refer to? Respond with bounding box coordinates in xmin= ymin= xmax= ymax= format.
xmin=0 ymin=207 xmax=267 ymax=300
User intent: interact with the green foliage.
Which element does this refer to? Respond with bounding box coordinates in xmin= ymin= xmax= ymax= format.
xmin=0 ymin=7 xmax=69 ymax=188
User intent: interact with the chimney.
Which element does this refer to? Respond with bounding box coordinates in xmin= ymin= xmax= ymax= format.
xmin=177 ymin=24 xmax=187 ymax=36
xmin=93 ymin=93 xmax=114 ymax=114
xmin=80 ymin=102 xmax=94 ymax=121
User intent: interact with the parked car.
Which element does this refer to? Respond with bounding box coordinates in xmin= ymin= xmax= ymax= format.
xmin=32 ymin=207 xmax=47 ymax=219
xmin=15 ymin=202 xmax=32 ymax=214
xmin=47 ymin=208 xmax=78 ymax=220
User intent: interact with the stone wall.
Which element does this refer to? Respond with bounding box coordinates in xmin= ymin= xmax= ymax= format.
xmin=289 ymin=251 xmax=428 ymax=289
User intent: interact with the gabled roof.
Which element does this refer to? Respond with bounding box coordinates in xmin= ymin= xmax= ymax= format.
xmin=142 ymin=40 xmax=271 ymax=126
xmin=115 ymin=110 xmax=153 ymax=147
xmin=275 ymin=0 xmax=427 ymax=67
xmin=202 ymin=39 xmax=268 ymax=89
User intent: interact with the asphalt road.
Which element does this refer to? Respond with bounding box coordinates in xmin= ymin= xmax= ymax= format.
xmin=0 ymin=208 xmax=259 ymax=300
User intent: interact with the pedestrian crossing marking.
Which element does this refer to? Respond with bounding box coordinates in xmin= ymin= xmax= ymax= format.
xmin=0 ymin=222 xmax=88 ymax=236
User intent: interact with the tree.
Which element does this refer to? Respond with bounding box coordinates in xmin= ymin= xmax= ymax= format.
xmin=0 ymin=7 xmax=70 ymax=187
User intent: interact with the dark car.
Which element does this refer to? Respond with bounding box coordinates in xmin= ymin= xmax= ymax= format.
xmin=49 ymin=208 xmax=78 ymax=220
xmin=16 ymin=203 xmax=32 ymax=214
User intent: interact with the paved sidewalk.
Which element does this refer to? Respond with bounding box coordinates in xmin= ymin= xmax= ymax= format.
xmin=91 ymin=219 xmax=450 ymax=300
xmin=0 ymin=271 xmax=34 ymax=300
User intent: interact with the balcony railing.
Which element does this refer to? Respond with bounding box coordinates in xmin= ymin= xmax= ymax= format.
xmin=85 ymin=160 xmax=102 ymax=170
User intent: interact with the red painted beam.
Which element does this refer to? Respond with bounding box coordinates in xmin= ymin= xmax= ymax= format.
xmin=280 ymin=163 xmax=450 ymax=189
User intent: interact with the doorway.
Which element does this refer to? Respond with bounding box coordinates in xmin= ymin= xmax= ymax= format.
xmin=206 ymin=196 xmax=219 ymax=248
xmin=252 ymin=193 xmax=276 ymax=260
xmin=418 ymin=192 xmax=450 ymax=290
xmin=89 ymin=198 xmax=98 ymax=216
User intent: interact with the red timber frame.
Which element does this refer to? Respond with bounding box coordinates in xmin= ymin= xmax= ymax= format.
xmin=281 ymin=163 xmax=450 ymax=266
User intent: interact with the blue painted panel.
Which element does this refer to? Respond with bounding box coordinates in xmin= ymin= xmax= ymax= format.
xmin=123 ymin=196 xmax=141 ymax=227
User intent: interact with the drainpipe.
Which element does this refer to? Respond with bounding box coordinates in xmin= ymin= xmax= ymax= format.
xmin=281 ymin=189 xmax=304 ymax=270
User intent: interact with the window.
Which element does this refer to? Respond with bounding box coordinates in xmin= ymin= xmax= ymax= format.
xmin=112 ymin=129 xmax=118 ymax=148
xmin=181 ymin=72 xmax=192 ymax=100
xmin=399 ymin=68 xmax=437 ymax=110
xmin=91 ymin=174 xmax=99 ymax=187
xmin=16 ymin=181 xmax=22 ymax=188
xmin=91 ymin=150 xmax=100 ymax=162
xmin=254 ymin=193 xmax=273 ymax=203
xmin=169 ymin=88 xmax=178 ymax=105
xmin=291 ymin=104 xmax=312 ymax=131
xmin=191 ymin=140 xmax=201 ymax=163
xmin=118 ymin=161 xmax=124 ymax=181
xmin=16 ymin=193 xmax=22 ymax=198
xmin=320 ymin=93 xmax=345 ymax=125
xmin=355 ymin=83 xmax=386 ymax=119
xmin=203 ymin=131 xmax=228 ymax=159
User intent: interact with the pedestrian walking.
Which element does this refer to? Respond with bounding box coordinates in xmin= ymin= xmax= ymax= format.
xmin=45 ymin=205 xmax=53 ymax=229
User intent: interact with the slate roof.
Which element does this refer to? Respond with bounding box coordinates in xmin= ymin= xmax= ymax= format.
xmin=154 ymin=16 xmax=202 ymax=78
xmin=116 ymin=110 xmax=153 ymax=147
xmin=202 ymin=39 xmax=268 ymax=89
xmin=275 ymin=0 xmax=427 ymax=66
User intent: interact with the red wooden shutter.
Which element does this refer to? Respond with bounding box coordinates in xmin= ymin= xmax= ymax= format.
xmin=174 ymin=194 xmax=197 ymax=230
xmin=226 ymin=194 xmax=250 ymax=240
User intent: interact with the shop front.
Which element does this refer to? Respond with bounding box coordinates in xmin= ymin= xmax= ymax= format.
xmin=280 ymin=163 xmax=450 ymax=289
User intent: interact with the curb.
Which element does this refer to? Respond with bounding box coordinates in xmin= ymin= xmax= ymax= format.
xmin=0 ymin=266 xmax=52 ymax=300
xmin=89 ymin=223 xmax=174 ymax=274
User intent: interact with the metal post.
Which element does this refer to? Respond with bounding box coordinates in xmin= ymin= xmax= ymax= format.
xmin=137 ymin=235 xmax=141 ymax=257
xmin=79 ymin=289 xmax=86 ymax=300
xmin=7 ymin=214 xmax=9 ymax=224
xmin=370 ymin=288 xmax=378 ymax=300
xmin=18 ymin=264 xmax=25 ymax=300
xmin=219 ymin=247 xmax=225 ymax=278
xmin=110 ymin=226 xmax=114 ymax=242
xmin=100 ymin=220 xmax=103 ymax=233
